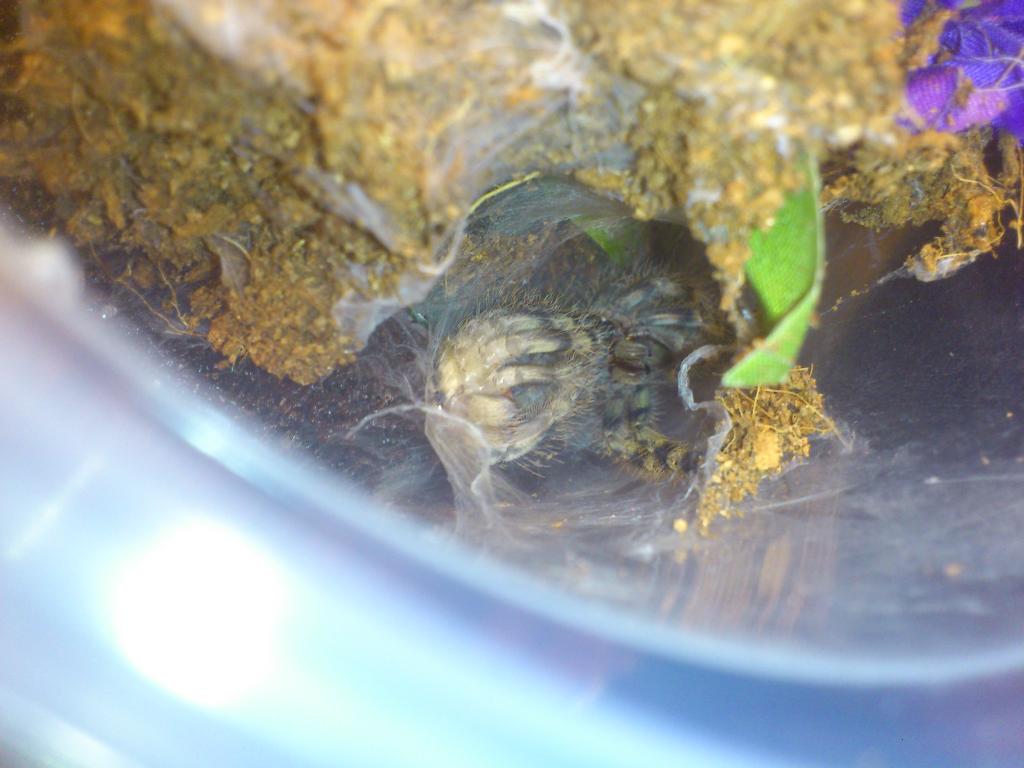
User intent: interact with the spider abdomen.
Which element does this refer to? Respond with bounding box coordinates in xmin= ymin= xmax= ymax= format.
xmin=432 ymin=309 xmax=610 ymax=463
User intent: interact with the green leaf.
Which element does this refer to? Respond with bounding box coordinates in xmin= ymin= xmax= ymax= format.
xmin=722 ymin=159 xmax=824 ymax=388
xmin=573 ymin=215 xmax=643 ymax=267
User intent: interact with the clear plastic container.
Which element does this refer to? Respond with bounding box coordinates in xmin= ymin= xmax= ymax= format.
xmin=2 ymin=203 xmax=1024 ymax=766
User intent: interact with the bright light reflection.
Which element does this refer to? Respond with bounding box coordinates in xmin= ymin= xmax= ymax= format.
xmin=110 ymin=518 xmax=288 ymax=709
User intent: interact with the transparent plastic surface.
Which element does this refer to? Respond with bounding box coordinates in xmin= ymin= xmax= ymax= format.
xmin=319 ymin=178 xmax=1024 ymax=672
xmin=0 ymin=231 xmax=772 ymax=767
xmin=3 ymin=2 xmax=1024 ymax=763
xmin=2 ymin=227 xmax=1024 ymax=766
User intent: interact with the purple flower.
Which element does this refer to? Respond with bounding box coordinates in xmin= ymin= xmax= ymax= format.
xmin=904 ymin=0 xmax=1024 ymax=140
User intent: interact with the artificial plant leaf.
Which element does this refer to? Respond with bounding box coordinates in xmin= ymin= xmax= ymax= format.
xmin=722 ymin=159 xmax=824 ymax=388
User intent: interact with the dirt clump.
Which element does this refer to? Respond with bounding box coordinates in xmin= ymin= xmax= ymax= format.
xmin=695 ymin=366 xmax=837 ymax=533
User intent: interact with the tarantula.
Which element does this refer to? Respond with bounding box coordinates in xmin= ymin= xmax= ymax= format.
xmin=430 ymin=261 xmax=728 ymax=479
